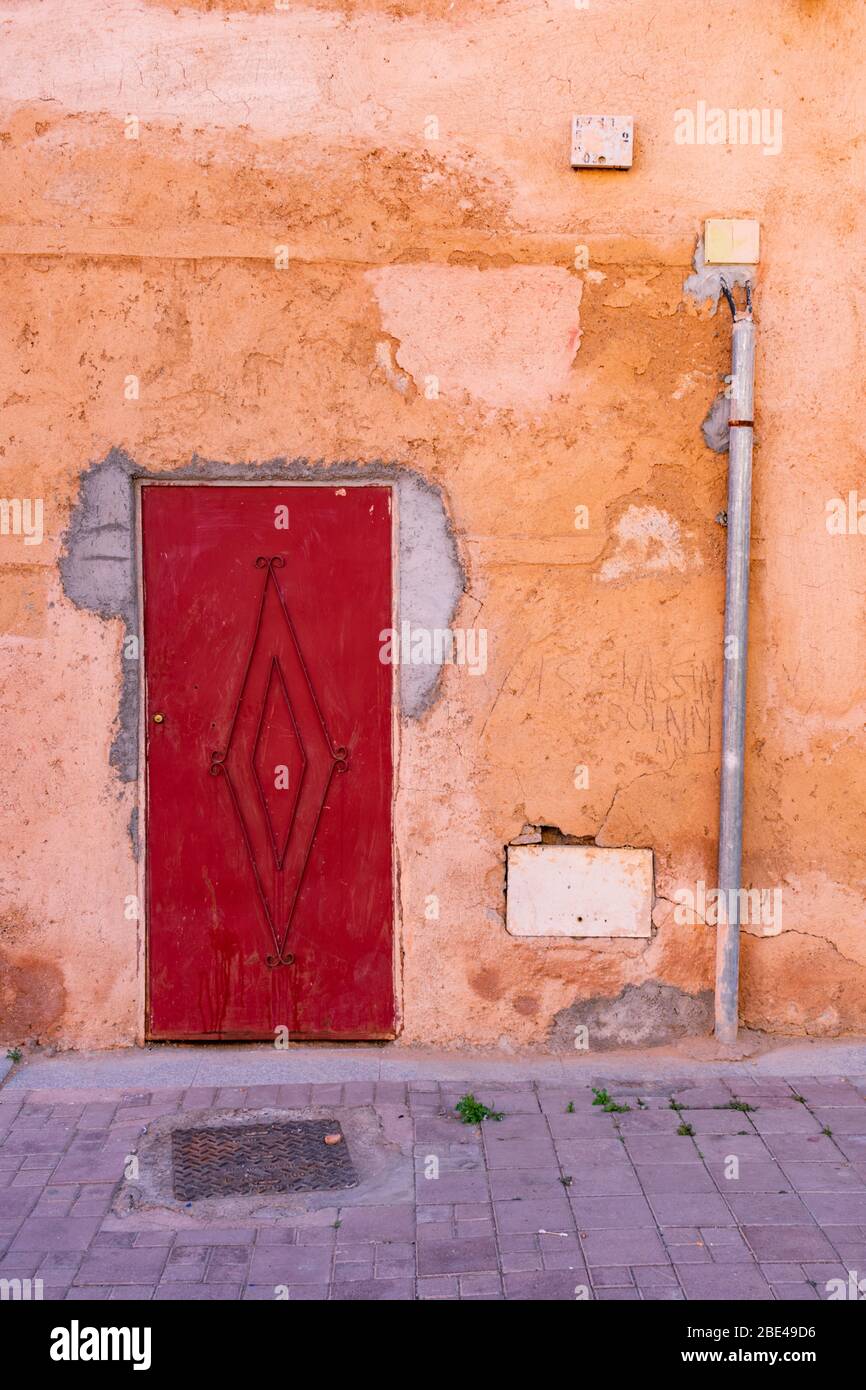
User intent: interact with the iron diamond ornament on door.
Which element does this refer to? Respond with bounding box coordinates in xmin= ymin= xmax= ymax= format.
xmin=208 ymin=557 xmax=349 ymax=968
xmin=143 ymin=485 xmax=395 ymax=1040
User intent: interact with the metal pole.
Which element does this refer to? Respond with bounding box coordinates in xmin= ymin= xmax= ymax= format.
xmin=714 ymin=287 xmax=755 ymax=1044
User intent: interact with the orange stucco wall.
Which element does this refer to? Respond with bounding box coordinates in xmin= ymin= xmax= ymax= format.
xmin=1 ymin=0 xmax=865 ymax=1048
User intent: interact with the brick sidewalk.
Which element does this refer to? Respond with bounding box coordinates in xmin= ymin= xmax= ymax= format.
xmin=1 ymin=1073 xmax=865 ymax=1300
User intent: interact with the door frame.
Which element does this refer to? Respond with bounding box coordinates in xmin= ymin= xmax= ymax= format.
xmin=134 ymin=478 xmax=401 ymax=1043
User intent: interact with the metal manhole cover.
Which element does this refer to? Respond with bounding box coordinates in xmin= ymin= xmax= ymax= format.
xmin=171 ymin=1119 xmax=358 ymax=1201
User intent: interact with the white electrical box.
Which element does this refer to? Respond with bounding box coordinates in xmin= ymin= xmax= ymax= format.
xmin=704 ymin=218 xmax=760 ymax=265
xmin=571 ymin=115 xmax=634 ymax=169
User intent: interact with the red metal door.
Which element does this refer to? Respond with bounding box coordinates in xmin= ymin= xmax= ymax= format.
xmin=142 ymin=484 xmax=395 ymax=1040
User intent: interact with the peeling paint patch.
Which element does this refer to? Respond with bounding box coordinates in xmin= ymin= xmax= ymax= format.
xmin=0 ymin=941 xmax=66 ymax=1043
xmin=367 ymin=265 xmax=583 ymax=410
xmin=374 ymin=339 xmax=411 ymax=395
xmin=0 ymin=566 xmax=50 ymax=638
xmin=60 ymin=450 xmax=464 ymax=782
xmin=597 ymin=505 xmax=701 ymax=584
xmin=549 ymin=982 xmax=713 ymax=1051
xmin=672 ymin=368 xmax=713 ymax=401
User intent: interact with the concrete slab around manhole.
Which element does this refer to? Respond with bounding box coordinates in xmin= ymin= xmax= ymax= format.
xmin=108 ymin=1105 xmax=412 ymax=1225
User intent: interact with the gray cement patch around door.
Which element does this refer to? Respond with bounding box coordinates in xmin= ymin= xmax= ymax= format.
xmin=4 ymin=1036 xmax=866 ymax=1093
xmin=109 ymin=1104 xmax=413 ymax=1227
xmin=60 ymin=450 xmax=465 ymax=786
